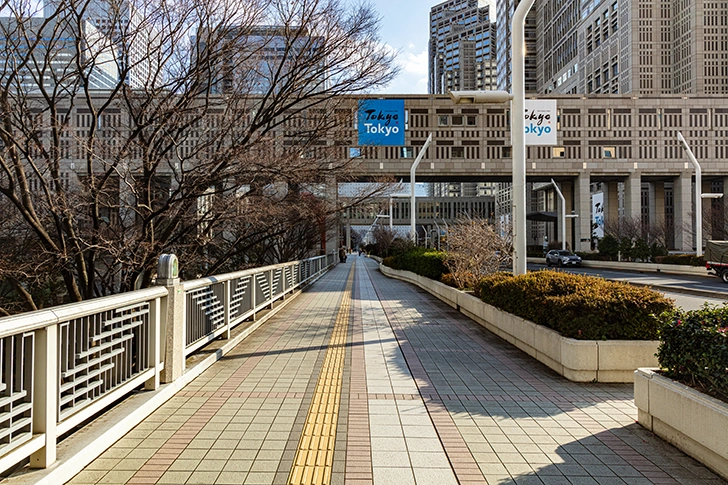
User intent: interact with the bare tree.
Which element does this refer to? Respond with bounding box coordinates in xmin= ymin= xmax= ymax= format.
xmin=443 ymin=216 xmax=512 ymax=290
xmin=0 ymin=0 xmax=398 ymax=312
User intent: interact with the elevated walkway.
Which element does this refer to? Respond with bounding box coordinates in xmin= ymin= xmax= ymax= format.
xmin=19 ymin=258 xmax=727 ymax=484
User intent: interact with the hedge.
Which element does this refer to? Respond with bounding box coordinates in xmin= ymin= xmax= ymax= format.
xmin=658 ymin=306 xmax=728 ymax=401
xmin=654 ymin=254 xmax=705 ymax=266
xmin=476 ymin=270 xmax=674 ymax=340
xmin=382 ymin=247 xmax=447 ymax=281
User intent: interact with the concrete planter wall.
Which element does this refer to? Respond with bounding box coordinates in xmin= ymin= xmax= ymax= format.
xmin=380 ymin=264 xmax=659 ymax=383
xmin=635 ymin=369 xmax=728 ymax=480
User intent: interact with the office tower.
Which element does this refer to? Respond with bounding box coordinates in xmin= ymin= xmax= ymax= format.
xmin=40 ymin=0 xmax=158 ymax=89
xmin=196 ymin=25 xmax=327 ymax=95
xmin=428 ymin=0 xmax=497 ymax=95
xmin=538 ymin=0 xmax=728 ymax=95
xmin=495 ymin=0 xmax=538 ymax=93
xmin=0 ymin=16 xmax=120 ymax=91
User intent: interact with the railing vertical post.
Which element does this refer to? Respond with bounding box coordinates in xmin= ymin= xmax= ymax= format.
xmin=30 ymin=324 xmax=58 ymax=468
xmin=268 ymin=269 xmax=274 ymax=308
xmin=157 ymin=254 xmax=185 ymax=384
xmin=251 ymin=275 xmax=257 ymax=321
xmin=224 ymin=280 xmax=231 ymax=340
xmin=145 ymin=297 xmax=161 ymax=391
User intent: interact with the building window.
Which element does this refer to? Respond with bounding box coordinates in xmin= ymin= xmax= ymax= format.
xmin=438 ymin=115 xmax=449 ymax=126
xmin=466 ymin=115 xmax=477 ymax=126
xmin=451 ymin=115 xmax=463 ymax=125
xmin=603 ymin=146 xmax=616 ymax=158
xmin=452 ymin=147 xmax=465 ymax=158
xmin=502 ymin=146 xmax=512 ymax=158
xmin=401 ymin=147 xmax=414 ymax=158
xmin=553 ymin=147 xmax=565 ymax=157
xmin=349 ymin=147 xmax=361 ymax=158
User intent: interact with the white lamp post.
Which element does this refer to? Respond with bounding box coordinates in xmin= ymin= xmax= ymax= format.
xmin=677 ymin=132 xmax=723 ymax=257
xmin=512 ymin=0 xmax=537 ymax=275
xmin=549 ymin=179 xmax=577 ymax=250
xmin=410 ymin=133 xmax=433 ymax=243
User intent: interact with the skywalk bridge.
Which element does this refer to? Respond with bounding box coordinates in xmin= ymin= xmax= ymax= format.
xmin=0 ymin=257 xmax=725 ymax=485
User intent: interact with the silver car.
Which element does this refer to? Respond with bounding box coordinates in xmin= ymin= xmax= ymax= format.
xmin=545 ymin=249 xmax=582 ymax=267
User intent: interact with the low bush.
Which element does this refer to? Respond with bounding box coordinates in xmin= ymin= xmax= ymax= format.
xmin=476 ymin=270 xmax=674 ymax=340
xmin=382 ymin=247 xmax=447 ymax=281
xmin=654 ymin=254 xmax=705 ymax=266
xmin=658 ymin=305 xmax=728 ymax=402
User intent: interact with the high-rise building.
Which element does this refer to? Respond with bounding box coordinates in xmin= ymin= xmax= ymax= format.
xmin=196 ymin=25 xmax=327 ymax=95
xmin=495 ymin=0 xmax=538 ymax=93
xmin=538 ymin=0 xmax=728 ymax=95
xmin=428 ymin=0 xmax=497 ymax=95
xmin=0 ymin=16 xmax=120 ymax=91
xmin=42 ymin=0 xmax=159 ymax=89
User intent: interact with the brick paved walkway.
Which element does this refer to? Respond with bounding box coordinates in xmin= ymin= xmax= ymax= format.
xmin=69 ymin=257 xmax=726 ymax=485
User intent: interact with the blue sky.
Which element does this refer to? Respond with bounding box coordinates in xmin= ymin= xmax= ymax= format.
xmin=370 ymin=0 xmax=429 ymax=94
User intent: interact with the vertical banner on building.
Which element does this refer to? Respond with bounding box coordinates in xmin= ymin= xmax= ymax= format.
xmin=592 ymin=192 xmax=605 ymax=238
xmin=357 ymin=99 xmax=405 ymax=146
xmin=524 ymin=100 xmax=557 ymax=145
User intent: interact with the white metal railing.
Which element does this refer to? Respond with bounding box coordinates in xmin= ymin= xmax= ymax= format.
xmin=0 ymin=253 xmax=335 ymax=474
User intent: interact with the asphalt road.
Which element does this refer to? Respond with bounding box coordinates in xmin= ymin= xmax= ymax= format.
xmin=527 ymin=263 xmax=728 ymax=311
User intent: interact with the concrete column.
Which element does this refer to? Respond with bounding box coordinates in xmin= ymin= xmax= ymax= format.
xmin=574 ymin=173 xmax=591 ymax=252
xmin=653 ymin=182 xmax=665 ymax=227
xmin=673 ymin=172 xmax=693 ymax=251
xmin=30 ymin=325 xmax=58 ymax=468
xmin=607 ymin=181 xmax=620 ymax=227
xmin=345 ymin=220 xmax=351 ymax=251
xmin=624 ymin=172 xmax=642 ymax=222
xmin=562 ymin=181 xmax=573 ymax=250
xmin=156 ymin=256 xmax=185 ymax=384
xmin=701 ymin=179 xmax=711 ymax=242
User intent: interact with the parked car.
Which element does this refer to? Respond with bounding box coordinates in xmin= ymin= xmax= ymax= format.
xmin=705 ymin=240 xmax=728 ymax=283
xmin=545 ymin=249 xmax=582 ymax=267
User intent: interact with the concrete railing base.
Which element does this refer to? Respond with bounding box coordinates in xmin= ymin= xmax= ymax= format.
xmin=635 ymin=368 xmax=728 ymax=481
xmin=380 ymin=264 xmax=659 ymax=383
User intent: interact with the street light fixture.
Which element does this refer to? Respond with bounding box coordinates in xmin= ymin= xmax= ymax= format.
xmin=677 ymin=131 xmax=724 ymax=257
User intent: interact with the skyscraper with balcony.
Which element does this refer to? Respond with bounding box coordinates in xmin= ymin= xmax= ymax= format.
xmin=428 ymin=0 xmax=497 ymax=95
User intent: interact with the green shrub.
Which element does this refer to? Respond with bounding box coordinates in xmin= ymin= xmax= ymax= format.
xmin=658 ymin=306 xmax=728 ymax=401
xmin=654 ymin=254 xmax=705 ymax=266
xmin=382 ymin=247 xmax=447 ymax=281
xmin=597 ymin=234 xmax=619 ymax=260
xmin=476 ymin=270 xmax=674 ymax=340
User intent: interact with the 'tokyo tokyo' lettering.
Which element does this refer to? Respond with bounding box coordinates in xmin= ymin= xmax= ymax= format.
xmin=524 ymin=108 xmax=552 ymax=136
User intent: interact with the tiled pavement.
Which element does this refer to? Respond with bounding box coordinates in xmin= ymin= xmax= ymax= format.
xmin=69 ymin=257 xmax=727 ymax=485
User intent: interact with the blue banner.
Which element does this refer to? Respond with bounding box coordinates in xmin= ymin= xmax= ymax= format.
xmin=357 ymin=99 xmax=405 ymax=146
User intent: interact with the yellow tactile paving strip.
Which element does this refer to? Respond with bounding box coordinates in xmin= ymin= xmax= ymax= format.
xmin=288 ymin=263 xmax=355 ymax=485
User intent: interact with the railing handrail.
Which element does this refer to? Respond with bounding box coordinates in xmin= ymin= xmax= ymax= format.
xmin=181 ymin=256 xmax=328 ymax=292
xmin=0 ymin=286 xmax=169 ymax=339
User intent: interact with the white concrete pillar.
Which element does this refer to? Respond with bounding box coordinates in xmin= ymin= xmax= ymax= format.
xmin=624 ymin=172 xmax=642 ymax=222
xmin=157 ymin=256 xmax=185 ymax=384
xmin=574 ymin=173 xmax=591 ymax=252
xmin=674 ymin=172 xmax=693 ymax=251
xmin=30 ymin=325 xmax=58 ymax=468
